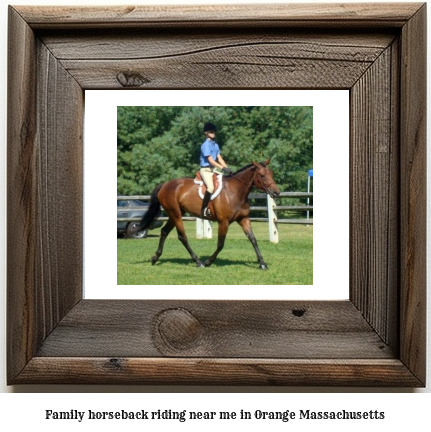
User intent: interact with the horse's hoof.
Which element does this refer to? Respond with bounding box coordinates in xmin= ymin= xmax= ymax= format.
xmin=204 ymin=260 xmax=212 ymax=267
xmin=259 ymin=263 xmax=268 ymax=270
xmin=196 ymin=261 xmax=205 ymax=268
xmin=151 ymin=256 xmax=158 ymax=265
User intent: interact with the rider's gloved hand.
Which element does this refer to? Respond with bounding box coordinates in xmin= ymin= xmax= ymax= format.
xmin=222 ymin=167 xmax=233 ymax=175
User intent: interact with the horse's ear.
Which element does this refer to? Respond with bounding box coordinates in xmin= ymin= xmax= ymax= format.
xmin=265 ymin=157 xmax=271 ymax=166
xmin=252 ymin=161 xmax=260 ymax=168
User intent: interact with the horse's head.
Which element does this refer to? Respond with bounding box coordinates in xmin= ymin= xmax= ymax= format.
xmin=252 ymin=158 xmax=280 ymax=198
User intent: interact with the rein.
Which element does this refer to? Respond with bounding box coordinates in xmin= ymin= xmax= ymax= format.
xmin=229 ymin=168 xmax=275 ymax=195
xmin=230 ymin=173 xmax=253 ymax=187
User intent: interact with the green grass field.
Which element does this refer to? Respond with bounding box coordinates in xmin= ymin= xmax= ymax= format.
xmin=117 ymin=221 xmax=312 ymax=285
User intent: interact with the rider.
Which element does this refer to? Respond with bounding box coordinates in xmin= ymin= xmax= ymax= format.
xmin=199 ymin=122 xmax=232 ymax=217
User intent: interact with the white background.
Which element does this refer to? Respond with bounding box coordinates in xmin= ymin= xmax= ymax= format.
xmin=0 ymin=0 xmax=429 ymax=426
xmin=85 ymin=89 xmax=349 ymax=300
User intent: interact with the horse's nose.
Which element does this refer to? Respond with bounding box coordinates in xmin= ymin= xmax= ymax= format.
xmin=272 ymin=190 xmax=280 ymax=198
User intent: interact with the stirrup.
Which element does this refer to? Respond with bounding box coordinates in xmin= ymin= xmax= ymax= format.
xmin=201 ymin=207 xmax=211 ymax=218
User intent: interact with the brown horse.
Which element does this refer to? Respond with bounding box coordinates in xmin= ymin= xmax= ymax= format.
xmin=135 ymin=158 xmax=280 ymax=269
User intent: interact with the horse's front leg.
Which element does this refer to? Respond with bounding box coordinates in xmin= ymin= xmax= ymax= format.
xmin=237 ymin=217 xmax=268 ymax=270
xmin=204 ymin=220 xmax=229 ymax=267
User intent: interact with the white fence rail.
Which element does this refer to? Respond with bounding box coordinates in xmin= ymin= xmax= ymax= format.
xmin=117 ymin=192 xmax=313 ymax=243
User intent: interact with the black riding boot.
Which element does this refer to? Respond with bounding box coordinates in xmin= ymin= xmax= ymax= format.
xmin=200 ymin=191 xmax=212 ymax=218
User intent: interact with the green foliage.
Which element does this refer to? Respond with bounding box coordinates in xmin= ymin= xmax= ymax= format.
xmin=117 ymin=106 xmax=312 ymax=195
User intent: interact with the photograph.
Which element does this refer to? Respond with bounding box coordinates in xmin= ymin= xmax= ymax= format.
xmin=84 ymin=89 xmax=349 ymax=300
xmin=116 ymin=105 xmax=314 ymax=286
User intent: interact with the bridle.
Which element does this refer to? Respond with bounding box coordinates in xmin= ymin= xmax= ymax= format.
xmin=230 ymin=166 xmax=277 ymax=195
xmin=253 ymin=170 xmax=278 ymax=195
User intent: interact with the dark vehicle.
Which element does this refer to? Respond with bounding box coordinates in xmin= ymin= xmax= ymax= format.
xmin=117 ymin=198 xmax=162 ymax=239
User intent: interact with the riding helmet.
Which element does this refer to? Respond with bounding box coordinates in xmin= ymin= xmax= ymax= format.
xmin=203 ymin=122 xmax=217 ymax=133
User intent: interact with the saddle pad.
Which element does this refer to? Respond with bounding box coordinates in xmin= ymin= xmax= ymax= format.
xmin=194 ymin=172 xmax=223 ymax=200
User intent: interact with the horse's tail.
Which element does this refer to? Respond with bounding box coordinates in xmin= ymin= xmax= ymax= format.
xmin=133 ymin=184 xmax=163 ymax=233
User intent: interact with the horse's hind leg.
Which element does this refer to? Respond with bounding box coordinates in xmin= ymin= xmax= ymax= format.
xmin=151 ymin=218 xmax=175 ymax=265
xmin=204 ymin=220 xmax=229 ymax=267
xmin=174 ymin=218 xmax=204 ymax=267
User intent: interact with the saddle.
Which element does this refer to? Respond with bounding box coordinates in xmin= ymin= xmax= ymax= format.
xmin=194 ymin=171 xmax=223 ymax=200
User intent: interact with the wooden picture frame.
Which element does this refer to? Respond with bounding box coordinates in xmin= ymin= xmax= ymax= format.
xmin=7 ymin=3 xmax=426 ymax=386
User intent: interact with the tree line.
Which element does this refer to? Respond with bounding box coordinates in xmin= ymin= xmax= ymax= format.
xmin=117 ymin=106 xmax=313 ymax=195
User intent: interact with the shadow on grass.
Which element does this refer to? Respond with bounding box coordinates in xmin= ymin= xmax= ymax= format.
xmin=130 ymin=257 xmax=258 ymax=268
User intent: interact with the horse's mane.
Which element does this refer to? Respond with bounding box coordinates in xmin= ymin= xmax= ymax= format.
xmin=232 ymin=161 xmax=266 ymax=176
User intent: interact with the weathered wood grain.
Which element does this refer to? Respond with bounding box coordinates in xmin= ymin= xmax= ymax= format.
xmin=41 ymin=31 xmax=395 ymax=60
xmin=7 ymin=6 xmax=38 ymax=382
xmin=15 ymin=358 xmax=422 ymax=386
xmin=36 ymin=300 xmax=394 ymax=359
xmin=35 ymin=40 xmax=84 ymax=334
xmin=399 ymin=3 xmax=427 ymax=385
xmin=350 ymin=44 xmax=399 ymax=346
xmin=16 ymin=3 xmax=423 ymax=29
xmin=7 ymin=7 xmax=83 ymax=382
xmin=39 ymin=30 xmax=395 ymax=89
xmin=60 ymin=57 xmax=371 ymax=89
xmin=7 ymin=3 xmax=426 ymax=386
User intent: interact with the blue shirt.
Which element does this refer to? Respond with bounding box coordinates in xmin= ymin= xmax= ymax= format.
xmin=200 ymin=138 xmax=220 ymax=167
